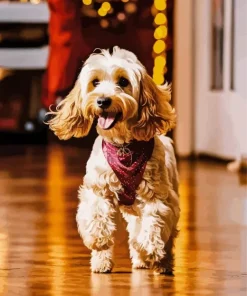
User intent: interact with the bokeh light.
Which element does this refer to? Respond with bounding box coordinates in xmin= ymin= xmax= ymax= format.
xmin=154 ymin=55 xmax=166 ymax=67
xmin=98 ymin=8 xmax=107 ymax=17
xmin=100 ymin=19 xmax=110 ymax=28
xmin=102 ymin=2 xmax=111 ymax=11
xmin=124 ymin=3 xmax=137 ymax=14
xmin=30 ymin=0 xmax=41 ymax=4
xmin=154 ymin=12 xmax=167 ymax=25
xmin=151 ymin=4 xmax=158 ymax=17
xmin=82 ymin=0 xmax=92 ymax=6
xmin=154 ymin=25 xmax=168 ymax=39
xmin=152 ymin=0 xmax=168 ymax=85
xmin=108 ymin=8 xmax=114 ymax=14
xmin=153 ymin=74 xmax=165 ymax=85
xmin=117 ymin=13 xmax=126 ymax=22
xmin=153 ymin=40 xmax=166 ymax=54
xmin=154 ymin=0 xmax=166 ymax=11
xmin=98 ymin=1 xmax=111 ymax=17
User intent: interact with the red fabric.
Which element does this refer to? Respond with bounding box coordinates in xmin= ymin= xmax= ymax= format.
xmin=42 ymin=0 xmax=90 ymax=108
xmin=102 ymin=138 xmax=155 ymax=206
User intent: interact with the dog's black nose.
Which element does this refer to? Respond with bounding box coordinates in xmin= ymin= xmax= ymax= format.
xmin=97 ymin=97 xmax=112 ymax=109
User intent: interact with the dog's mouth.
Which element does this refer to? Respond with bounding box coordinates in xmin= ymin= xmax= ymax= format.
xmin=97 ymin=112 xmax=122 ymax=130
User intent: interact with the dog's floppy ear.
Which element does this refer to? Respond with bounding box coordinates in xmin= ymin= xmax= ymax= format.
xmin=132 ymin=73 xmax=176 ymax=141
xmin=46 ymin=80 xmax=93 ymax=140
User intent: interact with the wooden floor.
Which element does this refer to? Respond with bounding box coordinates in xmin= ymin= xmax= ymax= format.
xmin=0 ymin=144 xmax=246 ymax=296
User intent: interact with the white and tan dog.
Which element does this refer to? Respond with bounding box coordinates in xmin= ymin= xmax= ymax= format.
xmin=47 ymin=47 xmax=180 ymax=274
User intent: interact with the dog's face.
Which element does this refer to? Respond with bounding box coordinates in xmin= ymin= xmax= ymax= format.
xmin=47 ymin=47 xmax=176 ymax=143
xmin=79 ymin=48 xmax=141 ymax=141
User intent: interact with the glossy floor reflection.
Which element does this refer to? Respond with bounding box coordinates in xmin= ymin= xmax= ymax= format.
xmin=0 ymin=145 xmax=246 ymax=296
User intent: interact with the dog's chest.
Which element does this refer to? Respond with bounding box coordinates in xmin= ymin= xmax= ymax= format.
xmin=86 ymin=153 xmax=160 ymax=204
xmin=85 ymin=136 xmax=166 ymax=205
xmin=102 ymin=139 xmax=155 ymax=205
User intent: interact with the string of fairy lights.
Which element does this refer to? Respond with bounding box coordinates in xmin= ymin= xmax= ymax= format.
xmin=152 ymin=0 xmax=168 ymax=85
xmin=82 ymin=0 xmax=137 ymax=28
xmin=20 ymin=0 xmax=168 ymax=85
xmin=83 ymin=0 xmax=168 ymax=85
xmin=83 ymin=0 xmax=112 ymax=17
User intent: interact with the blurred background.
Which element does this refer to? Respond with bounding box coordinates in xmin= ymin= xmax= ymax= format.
xmin=0 ymin=1 xmax=247 ymax=295
xmin=0 ymin=0 xmax=246 ymax=161
xmin=0 ymin=0 xmax=174 ymax=147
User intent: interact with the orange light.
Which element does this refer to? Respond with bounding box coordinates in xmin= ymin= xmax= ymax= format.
xmin=154 ymin=0 xmax=166 ymax=11
xmin=154 ymin=25 xmax=168 ymax=39
xmin=153 ymin=74 xmax=164 ymax=85
xmin=153 ymin=40 xmax=166 ymax=54
xmin=154 ymin=13 xmax=167 ymax=25
xmin=154 ymin=55 xmax=166 ymax=67
xmin=102 ymin=2 xmax=111 ymax=11
xmin=82 ymin=0 xmax=92 ymax=5
xmin=152 ymin=0 xmax=168 ymax=85
xmin=100 ymin=19 xmax=109 ymax=28
xmin=98 ymin=8 xmax=107 ymax=17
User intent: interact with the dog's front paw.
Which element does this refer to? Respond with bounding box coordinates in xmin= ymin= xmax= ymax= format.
xmin=91 ymin=261 xmax=113 ymax=273
xmin=153 ymin=265 xmax=167 ymax=275
xmin=135 ymin=231 xmax=165 ymax=263
xmin=84 ymin=235 xmax=113 ymax=251
xmin=132 ymin=258 xmax=149 ymax=269
xmin=91 ymin=250 xmax=113 ymax=273
xmin=152 ymin=262 xmax=174 ymax=275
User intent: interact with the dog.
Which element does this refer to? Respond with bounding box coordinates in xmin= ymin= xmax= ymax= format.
xmin=47 ymin=47 xmax=180 ymax=274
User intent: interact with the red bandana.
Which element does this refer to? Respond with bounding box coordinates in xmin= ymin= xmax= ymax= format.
xmin=102 ymin=138 xmax=155 ymax=206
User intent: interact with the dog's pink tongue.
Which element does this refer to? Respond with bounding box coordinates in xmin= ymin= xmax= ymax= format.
xmin=98 ymin=112 xmax=116 ymax=129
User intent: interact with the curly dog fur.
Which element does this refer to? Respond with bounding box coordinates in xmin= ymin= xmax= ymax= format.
xmin=47 ymin=47 xmax=180 ymax=274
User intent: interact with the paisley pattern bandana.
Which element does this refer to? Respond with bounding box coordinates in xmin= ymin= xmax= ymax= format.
xmin=102 ymin=138 xmax=155 ymax=206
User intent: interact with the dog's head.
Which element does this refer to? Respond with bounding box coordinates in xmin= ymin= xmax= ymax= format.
xmin=47 ymin=47 xmax=176 ymax=144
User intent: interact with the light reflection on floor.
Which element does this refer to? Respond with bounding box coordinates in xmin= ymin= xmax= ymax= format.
xmin=0 ymin=145 xmax=246 ymax=295
xmin=46 ymin=145 xmax=66 ymax=296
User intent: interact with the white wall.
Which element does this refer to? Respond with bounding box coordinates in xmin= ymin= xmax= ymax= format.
xmin=173 ymin=0 xmax=194 ymax=157
xmin=174 ymin=0 xmax=247 ymax=159
xmin=234 ymin=0 xmax=247 ymax=101
xmin=234 ymin=0 xmax=247 ymax=156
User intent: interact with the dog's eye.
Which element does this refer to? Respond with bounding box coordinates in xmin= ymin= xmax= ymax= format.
xmin=92 ymin=79 xmax=99 ymax=87
xmin=118 ymin=77 xmax=129 ymax=88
